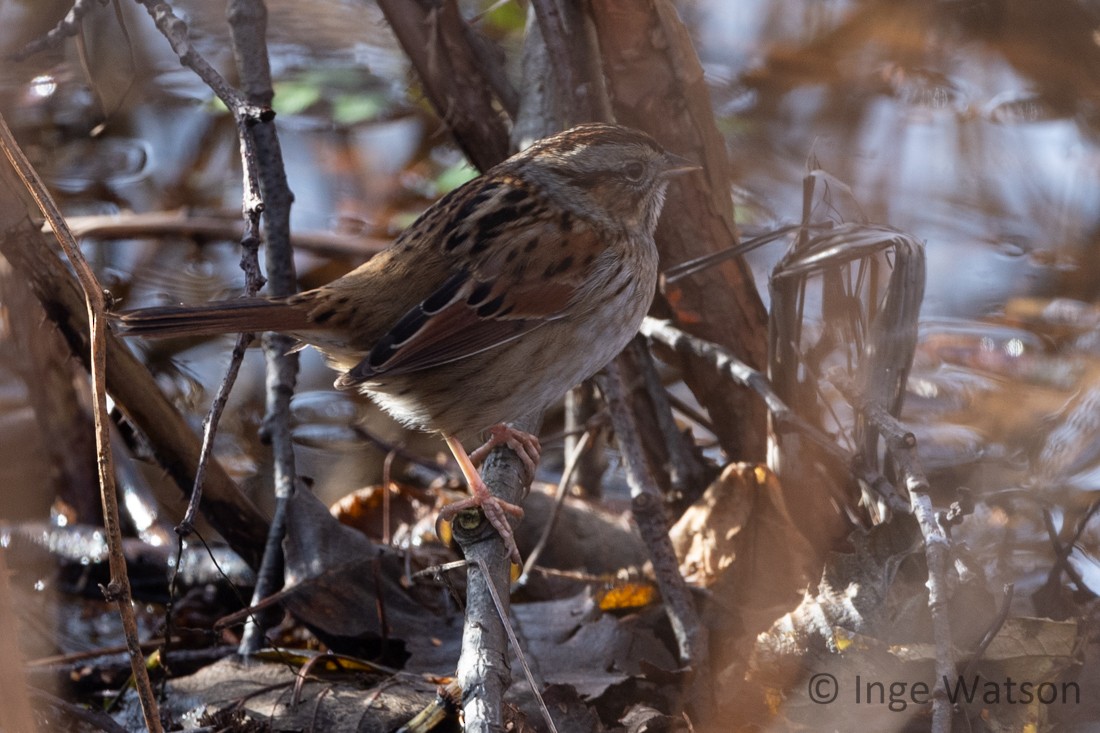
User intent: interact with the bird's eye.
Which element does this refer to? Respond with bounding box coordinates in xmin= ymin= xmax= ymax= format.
xmin=623 ymin=160 xmax=645 ymax=181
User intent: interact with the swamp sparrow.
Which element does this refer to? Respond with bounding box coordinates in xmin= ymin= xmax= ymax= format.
xmin=116 ymin=123 xmax=697 ymax=562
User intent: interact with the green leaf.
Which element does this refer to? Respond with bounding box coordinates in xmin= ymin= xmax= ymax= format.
xmin=332 ymin=93 xmax=385 ymax=126
xmin=481 ymin=0 xmax=525 ymax=34
xmin=273 ymin=81 xmax=323 ymax=117
xmin=435 ymin=161 xmax=479 ymax=193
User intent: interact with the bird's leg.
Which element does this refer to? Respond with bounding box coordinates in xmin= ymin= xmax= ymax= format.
xmin=467 ymin=424 xmax=542 ymax=486
xmin=438 ymin=433 xmax=525 ymax=564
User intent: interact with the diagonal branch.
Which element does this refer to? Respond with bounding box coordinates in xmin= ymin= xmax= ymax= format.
xmin=376 ymin=0 xmax=513 ymax=171
xmin=0 ymin=112 xmax=164 ymax=733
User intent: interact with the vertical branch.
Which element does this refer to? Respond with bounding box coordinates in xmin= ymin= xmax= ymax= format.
xmin=819 ymin=232 xmax=949 ymax=728
xmin=835 ymin=388 xmax=956 ymax=733
xmin=225 ymin=0 xmax=302 ymax=656
xmin=620 ymin=337 xmax=709 ymax=508
xmin=370 ymin=3 xmax=549 ymax=727
xmin=131 ymin=0 xmax=296 ymax=660
xmin=564 ymin=384 xmax=607 ymax=497
xmin=450 ymin=412 xmax=542 ymax=732
xmin=131 ymin=0 xmax=279 ymax=566
xmin=444 ymin=2 xmax=595 ymax=727
xmin=132 ymin=0 xmax=273 ymax=124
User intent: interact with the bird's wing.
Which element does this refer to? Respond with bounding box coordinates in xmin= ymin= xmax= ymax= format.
xmin=335 ymin=205 xmax=600 ymax=387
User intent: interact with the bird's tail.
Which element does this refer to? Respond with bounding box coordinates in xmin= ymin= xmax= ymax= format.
xmin=112 ymin=297 xmax=315 ymax=339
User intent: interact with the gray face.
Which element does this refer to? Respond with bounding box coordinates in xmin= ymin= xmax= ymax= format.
xmin=508 ymin=124 xmax=683 ymax=235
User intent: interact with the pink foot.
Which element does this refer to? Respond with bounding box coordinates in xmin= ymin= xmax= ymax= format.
xmin=438 ymin=478 xmax=525 ymax=564
xmin=439 ymin=429 xmax=539 ymax=564
xmin=467 ymin=424 xmax=542 ymax=486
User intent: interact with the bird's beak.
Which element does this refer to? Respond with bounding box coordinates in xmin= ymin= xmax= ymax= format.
xmin=661 ymin=152 xmax=703 ymax=177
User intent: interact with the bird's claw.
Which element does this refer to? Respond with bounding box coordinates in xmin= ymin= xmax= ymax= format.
xmin=438 ymin=479 xmax=525 ymax=564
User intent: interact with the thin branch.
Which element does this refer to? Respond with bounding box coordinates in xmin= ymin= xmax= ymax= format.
xmin=473 ymin=556 xmax=559 ymax=733
xmin=10 ymin=0 xmax=105 ymax=61
xmin=626 ymin=338 xmax=708 ymax=504
xmin=179 ymin=331 xmax=255 ymax=531
xmin=961 ymin=584 xmax=1014 ymax=682
xmin=132 ymin=0 xmax=273 ymax=125
xmin=598 ymin=360 xmax=711 ymax=714
xmin=832 ymin=374 xmax=955 ymax=733
xmin=133 ymin=0 xmax=273 ymax=546
xmin=65 ymin=211 xmax=389 ymax=258
xmin=226 ymin=0 xmax=301 ymax=656
xmin=641 ymin=316 xmax=848 ymax=465
xmin=516 ymin=428 xmax=594 ymax=586
xmin=0 ymin=114 xmax=163 ymax=733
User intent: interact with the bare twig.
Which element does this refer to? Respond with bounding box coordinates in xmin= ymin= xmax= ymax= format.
xmin=0 ymin=114 xmax=163 ymax=732
xmin=626 ymin=338 xmax=708 ymax=504
xmin=10 ymin=0 xmax=105 ymax=61
xmin=130 ymin=0 xmax=293 ymax=660
xmin=961 ymin=584 xmax=1014 ymax=682
xmin=225 ymin=0 xmax=302 ymax=656
xmin=178 ymin=333 xmax=254 ymax=531
xmin=641 ymin=316 xmax=848 ymax=465
xmin=65 ymin=211 xmax=389 ymax=258
xmin=473 ymin=556 xmax=560 ymax=733
xmin=516 ymin=428 xmax=594 ymax=585
xmin=564 ymin=383 xmax=608 ymax=497
xmin=132 ymin=0 xmax=272 ymax=125
xmin=832 ymin=375 xmax=955 ymax=733
xmin=598 ymin=360 xmax=711 ymax=713
xmin=130 ymin=0 xmax=273 ymax=551
xmin=163 ymin=324 xmax=255 ymax=678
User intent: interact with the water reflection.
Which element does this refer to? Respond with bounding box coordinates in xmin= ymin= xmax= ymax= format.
xmin=699 ymin=0 xmax=1100 ymax=318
